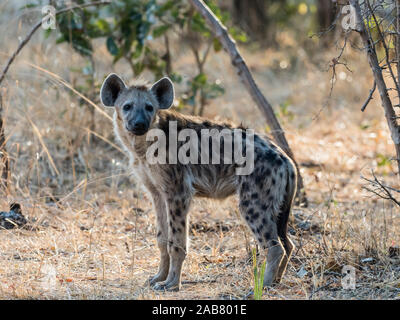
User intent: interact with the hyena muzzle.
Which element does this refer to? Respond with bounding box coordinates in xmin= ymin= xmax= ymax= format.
xmin=100 ymin=73 xmax=297 ymax=291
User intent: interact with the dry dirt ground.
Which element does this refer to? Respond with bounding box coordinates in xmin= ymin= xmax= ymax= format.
xmin=0 ymin=3 xmax=399 ymax=300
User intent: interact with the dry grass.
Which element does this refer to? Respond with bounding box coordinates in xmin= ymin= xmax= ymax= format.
xmin=0 ymin=2 xmax=399 ymax=300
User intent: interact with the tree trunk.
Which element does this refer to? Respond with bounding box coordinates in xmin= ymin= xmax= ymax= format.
xmin=189 ymin=0 xmax=308 ymax=205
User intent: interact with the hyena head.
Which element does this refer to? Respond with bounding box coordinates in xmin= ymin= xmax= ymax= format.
xmin=100 ymin=73 xmax=174 ymax=136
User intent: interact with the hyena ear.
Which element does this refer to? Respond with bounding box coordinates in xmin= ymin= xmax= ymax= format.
xmin=100 ymin=73 xmax=126 ymax=107
xmin=150 ymin=77 xmax=174 ymax=110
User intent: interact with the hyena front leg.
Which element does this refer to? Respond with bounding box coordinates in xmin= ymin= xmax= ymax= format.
xmin=153 ymin=190 xmax=192 ymax=291
xmin=147 ymin=190 xmax=170 ymax=286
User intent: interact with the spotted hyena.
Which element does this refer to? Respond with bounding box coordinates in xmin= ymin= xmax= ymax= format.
xmin=100 ymin=74 xmax=297 ymax=291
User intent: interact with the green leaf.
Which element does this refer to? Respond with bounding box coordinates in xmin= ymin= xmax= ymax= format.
xmin=71 ymin=36 xmax=93 ymax=56
xmin=153 ymin=25 xmax=170 ymax=38
xmin=170 ymin=72 xmax=182 ymax=84
xmin=377 ymin=154 xmax=390 ymax=167
xmin=95 ymin=19 xmax=111 ymax=33
xmin=157 ymin=0 xmax=175 ymax=16
xmin=191 ymin=13 xmax=211 ymax=37
xmin=193 ymin=73 xmax=207 ymax=87
xmin=56 ymin=36 xmax=66 ymax=44
xmin=133 ymin=61 xmax=145 ymax=75
xmin=230 ymin=27 xmax=248 ymax=43
xmin=132 ymin=43 xmax=143 ymax=59
xmin=213 ymin=38 xmax=222 ymax=52
xmin=44 ymin=28 xmax=53 ymax=39
xmin=20 ymin=3 xmax=38 ymax=9
xmin=106 ymin=36 xmax=119 ymax=56
xmin=138 ymin=21 xmax=151 ymax=45
xmin=204 ymin=82 xmax=224 ymax=99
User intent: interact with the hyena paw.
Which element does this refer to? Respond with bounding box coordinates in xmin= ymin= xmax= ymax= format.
xmin=145 ymin=273 xmax=168 ymax=286
xmin=152 ymin=279 xmax=180 ymax=292
xmin=262 ymin=277 xmax=280 ymax=288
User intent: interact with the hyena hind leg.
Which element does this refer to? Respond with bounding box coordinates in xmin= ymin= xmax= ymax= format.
xmin=238 ymin=195 xmax=284 ymax=287
xmin=275 ymin=235 xmax=294 ymax=283
xmin=262 ymin=236 xmax=285 ymax=287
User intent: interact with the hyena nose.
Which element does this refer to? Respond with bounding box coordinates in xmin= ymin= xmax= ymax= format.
xmin=133 ymin=122 xmax=146 ymax=131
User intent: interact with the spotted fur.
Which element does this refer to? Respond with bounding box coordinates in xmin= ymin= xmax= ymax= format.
xmin=100 ymin=74 xmax=297 ymax=291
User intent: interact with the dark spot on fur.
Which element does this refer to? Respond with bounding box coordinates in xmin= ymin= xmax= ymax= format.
xmin=223 ymin=165 xmax=231 ymax=175
xmin=175 ymin=208 xmax=181 ymax=217
xmin=264 ymin=232 xmax=271 ymax=240
xmin=262 ymin=218 xmax=267 ymax=224
xmin=255 ymin=175 xmax=263 ymax=187
xmin=264 ymin=150 xmax=277 ymax=163
xmin=203 ymin=120 xmax=212 ymax=128
xmin=241 ymin=200 xmax=250 ymax=207
xmin=251 ymin=193 xmax=258 ymax=199
xmin=270 ymin=239 xmax=279 ymax=246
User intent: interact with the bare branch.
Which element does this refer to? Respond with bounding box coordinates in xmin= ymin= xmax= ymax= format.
xmin=366 ymin=0 xmax=400 ymax=95
xmin=362 ymin=171 xmax=400 ymax=207
xmin=361 ymin=80 xmax=376 ymax=111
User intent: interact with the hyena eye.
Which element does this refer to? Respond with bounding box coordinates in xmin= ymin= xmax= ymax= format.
xmin=145 ymin=104 xmax=154 ymax=112
xmin=123 ymin=104 xmax=132 ymax=112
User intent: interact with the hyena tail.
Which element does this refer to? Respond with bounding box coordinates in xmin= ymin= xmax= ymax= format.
xmin=277 ymin=161 xmax=297 ymax=252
